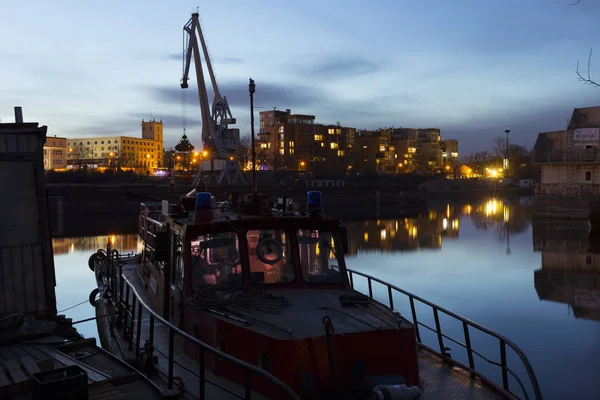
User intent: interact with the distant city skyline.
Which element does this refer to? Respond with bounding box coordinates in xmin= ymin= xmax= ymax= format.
xmin=2 ymin=0 xmax=600 ymax=154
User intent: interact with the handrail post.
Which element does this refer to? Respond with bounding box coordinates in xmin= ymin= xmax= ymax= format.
xmin=462 ymin=321 xmax=475 ymax=376
xmin=168 ymin=326 xmax=174 ymax=389
xmin=119 ymin=264 xmax=124 ymax=303
xmin=129 ymin=295 xmax=136 ymax=351
xmin=149 ymin=314 xmax=155 ymax=347
xmin=387 ymin=286 xmax=394 ymax=310
xmin=433 ymin=308 xmax=445 ymax=359
xmin=135 ymin=302 xmax=143 ymax=360
xmin=245 ymin=370 xmax=252 ymax=400
xmin=123 ymin=285 xmax=130 ymax=334
xmin=367 ymin=278 xmax=373 ymax=299
xmin=409 ymin=297 xmax=421 ymax=342
xmin=500 ymin=339 xmax=509 ymax=392
xmin=348 ymin=271 xmax=354 ymax=288
xmin=199 ymin=347 xmax=206 ymax=400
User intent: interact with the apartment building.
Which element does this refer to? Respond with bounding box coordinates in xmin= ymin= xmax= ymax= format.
xmin=257 ymin=108 xmax=452 ymax=175
xmin=257 ymin=109 xmax=355 ymax=173
xmin=43 ymin=135 xmax=68 ymax=171
xmin=441 ymin=139 xmax=459 ymax=174
xmin=67 ymin=119 xmax=164 ymax=173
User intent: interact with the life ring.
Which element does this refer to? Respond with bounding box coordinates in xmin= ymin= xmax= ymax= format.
xmin=88 ymin=251 xmax=107 ymax=271
xmin=256 ymin=238 xmax=283 ymax=265
xmin=89 ymin=288 xmax=100 ymax=307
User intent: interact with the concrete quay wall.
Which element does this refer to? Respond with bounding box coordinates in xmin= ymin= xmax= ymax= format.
xmin=47 ymin=184 xmax=428 ymax=237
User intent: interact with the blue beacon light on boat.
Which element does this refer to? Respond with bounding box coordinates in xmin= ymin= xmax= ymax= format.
xmin=307 ymin=191 xmax=323 ymax=215
xmin=195 ymin=192 xmax=213 ymax=223
xmin=195 ymin=192 xmax=212 ymax=209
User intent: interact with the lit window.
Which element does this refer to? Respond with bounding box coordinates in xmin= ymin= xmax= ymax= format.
xmin=336 ymin=129 xmax=341 ymax=134
xmin=314 ymin=134 xmax=323 ymax=141
xmin=328 ymin=128 xmax=335 ymax=135
xmin=321 ymin=143 xmax=325 ymax=147
xmin=290 ymin=149 xmax=295 ymax=155
xmin=379 ymin=145 xmax=385 ymax=151
xmin=279 ymin=149 xmax=285 ymax=155
xmin=337 ymin=150 xmax=345 ymax=156
xmin=289 ymin=141 xmax=295 ymax=148
xmin=279 ymin=141 xmax=285 ymax=148
xmin=260 ymin=143 xmax=267 ymax=148
xmin=330 ymin=143 xmax=338 ymax=149
xmin=279 ymin=126 xmax=284 ymax=133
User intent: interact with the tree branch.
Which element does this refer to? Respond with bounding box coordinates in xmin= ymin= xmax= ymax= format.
xmin=576 ymin=48 xmax=600 ymax=87
xmin=571 ymin=0 xmax=580 ymax=5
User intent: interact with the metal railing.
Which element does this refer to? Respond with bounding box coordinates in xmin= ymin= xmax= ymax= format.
xmin=534 ymin=149 xmax=600 ymax=164
xmin=347 ymin=269 xmax=542 ymax=400
xmin=117 ymin=274 xmax=301 ymax=400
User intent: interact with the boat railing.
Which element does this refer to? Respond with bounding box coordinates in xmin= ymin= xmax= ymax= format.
xmin=118 ymin=274 xmax=301 ymax=400
xmin=347 ymin=269 xmax=542 ymax=400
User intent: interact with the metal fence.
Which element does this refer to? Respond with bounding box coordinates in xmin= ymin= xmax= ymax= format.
xmin=117 ymin=273 xmax=301 ymax=400
xmin=347 ymin=269 xmax=543 ymax=400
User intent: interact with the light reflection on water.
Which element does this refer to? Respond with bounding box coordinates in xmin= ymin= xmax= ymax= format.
xmin=52 ymin=196 xmax=600 ymax=400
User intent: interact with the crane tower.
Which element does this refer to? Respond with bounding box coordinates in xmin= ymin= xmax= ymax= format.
xmin=181 ymin=12 xmax=244 ymax=185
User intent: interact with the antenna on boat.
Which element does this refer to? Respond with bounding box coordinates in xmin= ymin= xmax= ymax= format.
xmin=249 ymin=78 xmax=257 ymax=198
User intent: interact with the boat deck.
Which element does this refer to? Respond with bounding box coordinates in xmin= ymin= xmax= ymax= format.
xmin=110 ymin=263 xmax=510 ymax=399
xmin=0 ymin=337 xmax=163 ymax=399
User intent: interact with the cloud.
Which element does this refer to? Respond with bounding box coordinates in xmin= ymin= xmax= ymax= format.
xmin=162 ymin=53 xmax=245 ymax=64
xmin=442 ymin=102 xmax=581 ymax=154
xmin=149 ymin=80 xmax=326 ymax=110
xmin=290 ymin=54 xmax=379 ymax=79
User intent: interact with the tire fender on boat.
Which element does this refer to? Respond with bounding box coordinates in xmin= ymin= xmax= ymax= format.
xmin=89 ymin=288 xmax=100 ymax=307
xmin=88 ymin=250 xmax=107 ymax=271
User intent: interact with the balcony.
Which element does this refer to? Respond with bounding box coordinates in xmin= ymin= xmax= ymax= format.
xmin=534 ymin=183 xmax=600 ymax=196
xmin=534 ymin=149 xmax=600 ymax=164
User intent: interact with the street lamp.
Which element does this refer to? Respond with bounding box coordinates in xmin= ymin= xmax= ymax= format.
xmin=504 ymin=129 xmax=510 ymax=177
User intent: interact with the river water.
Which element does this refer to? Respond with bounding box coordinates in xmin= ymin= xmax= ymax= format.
xmin=52 ymin=195 xmax=600 ymax=400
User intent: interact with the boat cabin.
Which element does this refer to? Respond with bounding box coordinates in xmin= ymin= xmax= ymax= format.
xmin=138 ymin=191 xmax=350 ymax=316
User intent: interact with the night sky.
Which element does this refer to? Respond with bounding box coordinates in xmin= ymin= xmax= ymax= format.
xmin=2 ymin=0 xmax=600 ymax=154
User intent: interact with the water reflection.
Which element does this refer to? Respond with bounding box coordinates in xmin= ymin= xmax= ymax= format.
xmin=533 ymin=221 xmax=600 ymax=322
xmin=343 ymin=197 xmax=532 ymax=254
xmin=52 ymin=235 xmax=138 ymax=254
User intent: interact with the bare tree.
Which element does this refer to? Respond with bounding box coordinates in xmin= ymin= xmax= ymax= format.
xmin=117 ymin=151 xmax=137 ymax=168
xmin=570 ymin=1 xmax=600 ymax=85
xmin=236 ymin=135 xmax=252 ymax=169
xmin=493 ymin=136 xmax=507 ymax=159
xmin=576 ymin=48 xmax=600 ymax=87
xmin=269 ymin=153 xmax=289 ymax=171
xmin=69 ymin=143 xmax=87 ymax=169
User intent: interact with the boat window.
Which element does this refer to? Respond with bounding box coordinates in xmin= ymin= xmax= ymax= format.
xmin=247 ymin=230 xmax=295 ymax=284
xmin=190 ymin=232 xmax=241 ymax=289
xmin=297 ymin=230 xmax=343 ymax=283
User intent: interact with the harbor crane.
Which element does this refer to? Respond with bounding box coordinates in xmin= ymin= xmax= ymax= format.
xmin=181 ymin=12 xmax=245 ymax=185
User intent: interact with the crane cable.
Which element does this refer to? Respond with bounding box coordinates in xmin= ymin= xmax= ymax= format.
xmin=181 ymin=26 xmax=187 ymax=138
